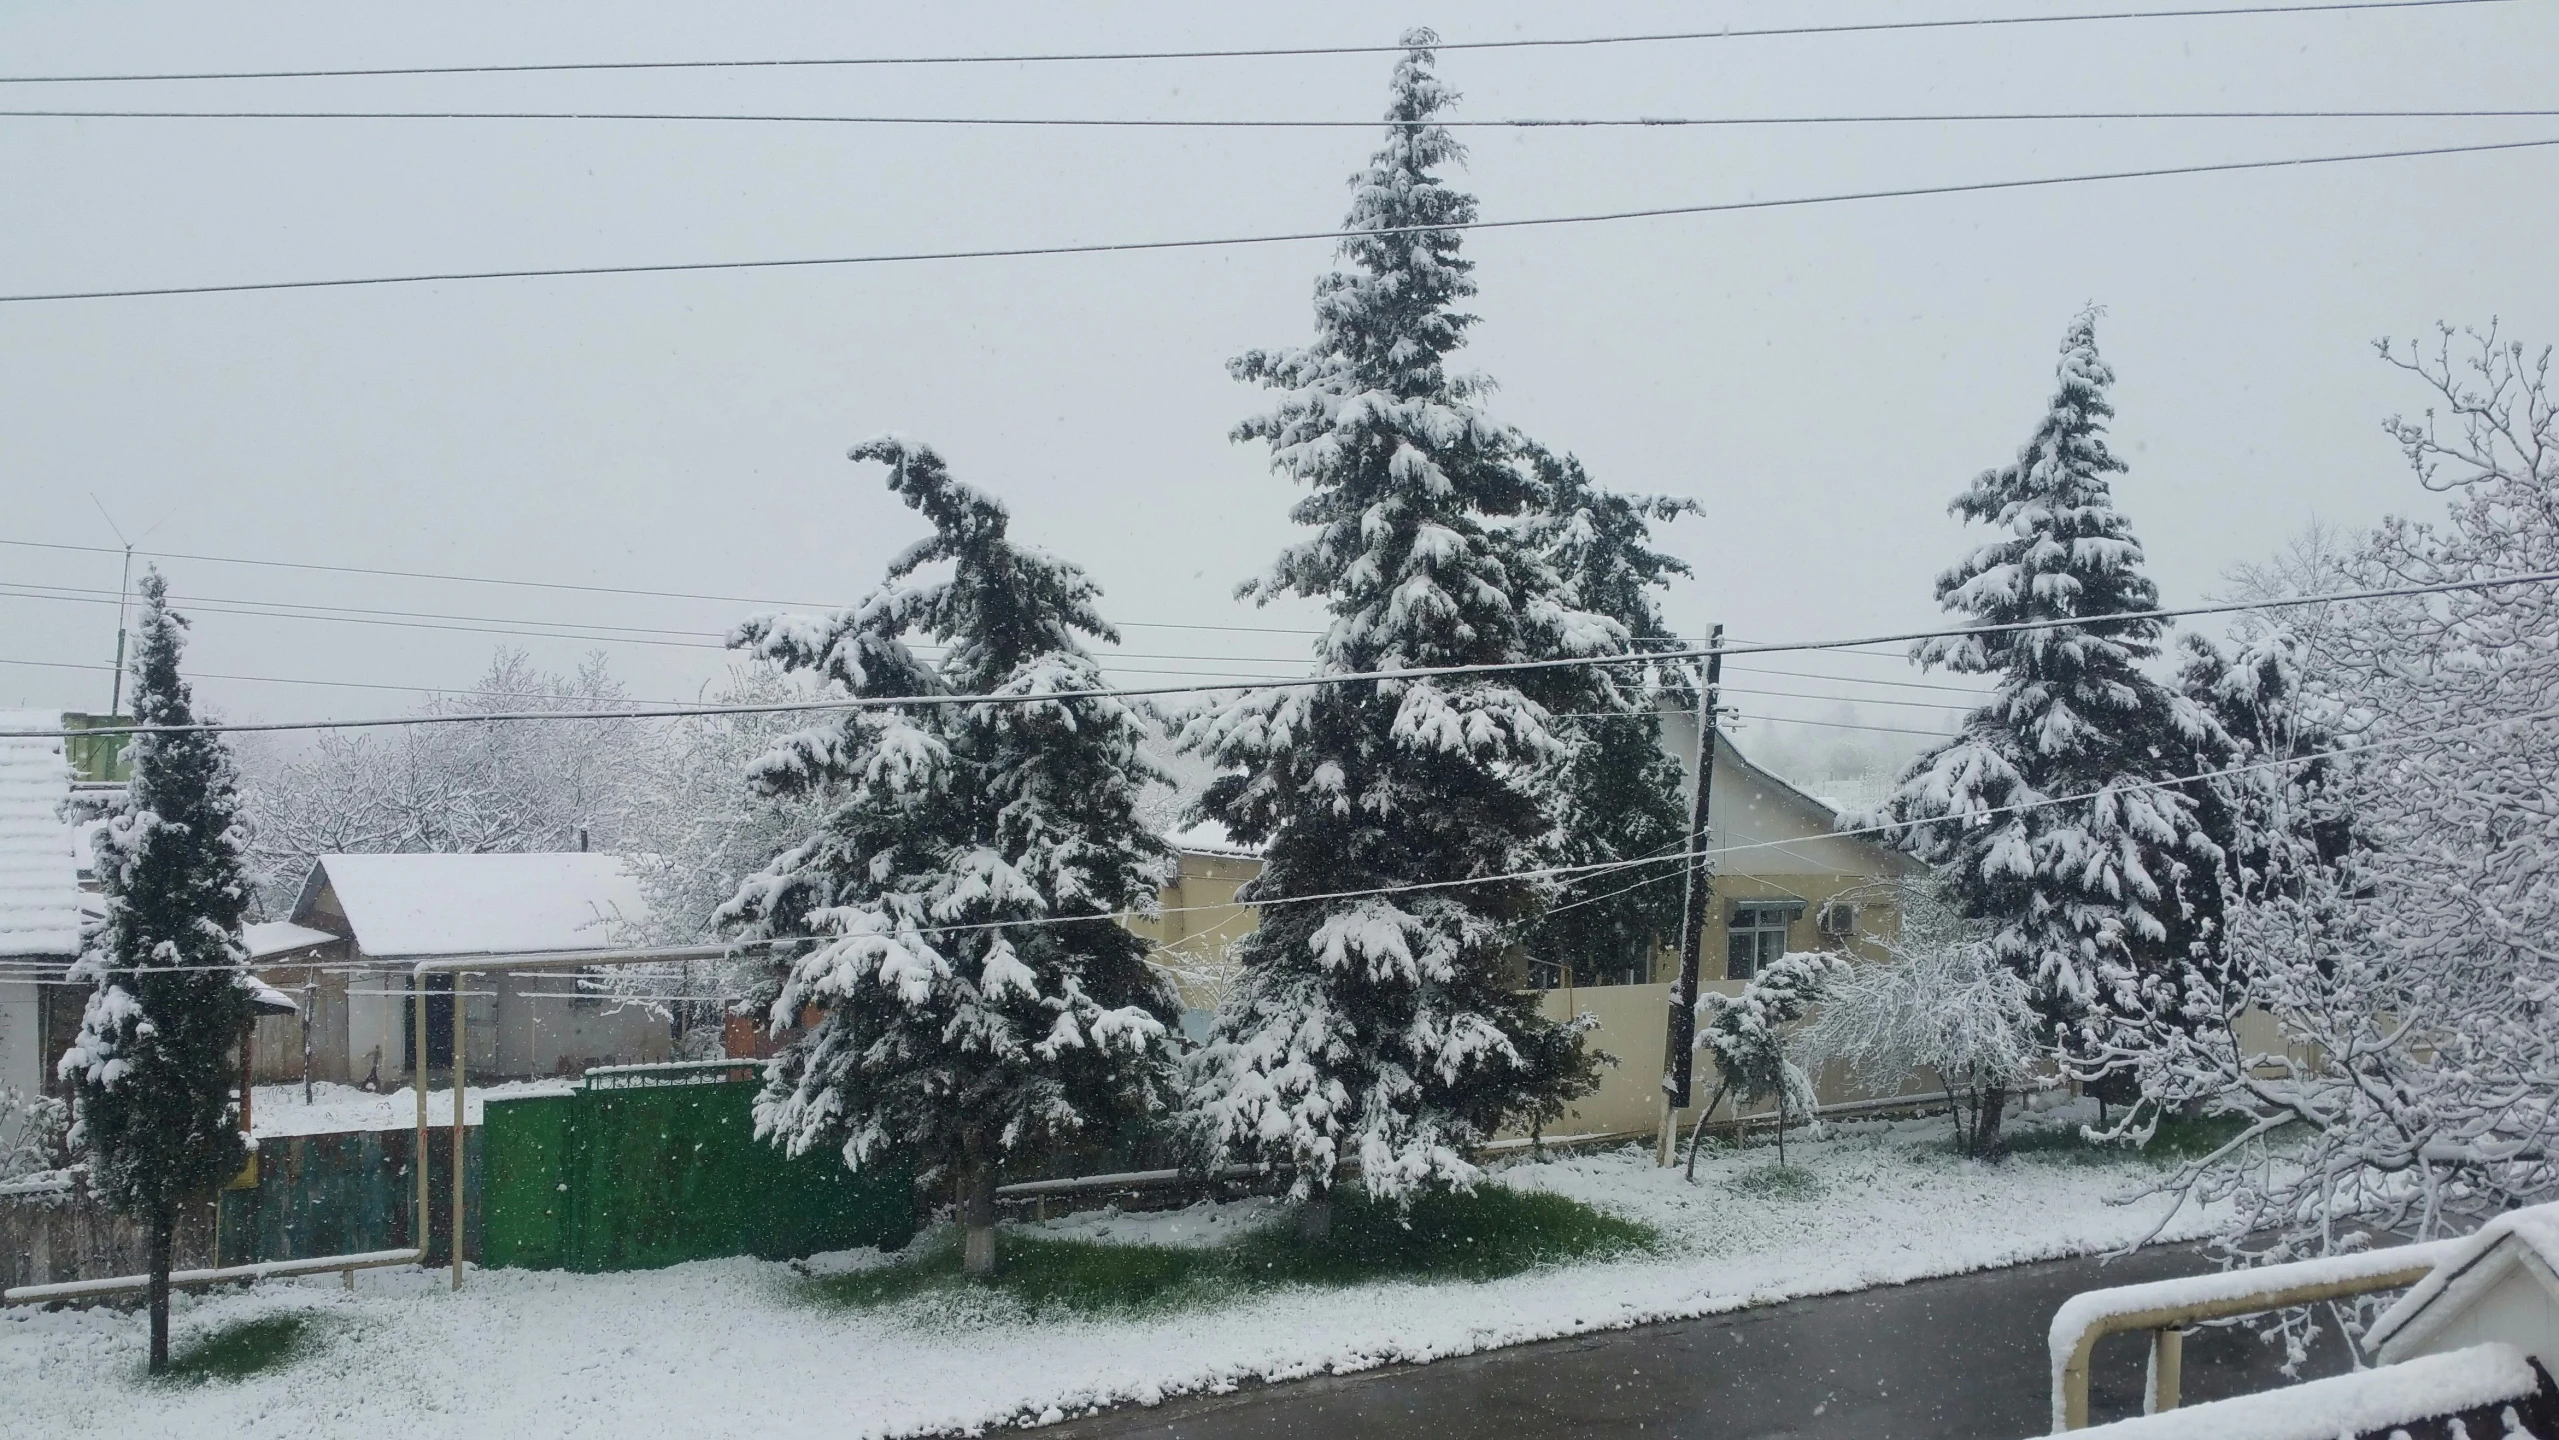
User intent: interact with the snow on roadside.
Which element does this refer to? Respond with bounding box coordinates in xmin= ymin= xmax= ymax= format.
xmin=249 ymin=1080 xmax=574 ymax=1137
xmin=2 ymin=1113 xmax=2217 ymax=1440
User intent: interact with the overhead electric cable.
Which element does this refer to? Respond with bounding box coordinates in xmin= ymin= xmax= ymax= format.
xmin=0 ymin=1 xmax=2505 ymax=84
xmin=6 ymin=568 xmax=2549 ymax=740
xmin=6 ymin=134 xmax=2555 ymax=305
xmin=18 ymin=695 xmax=2544 ymax=977
xmin=9 ymin=105 xmax=2555 ymax=128
xmin=0 ymin=536 xmax=1324 ymax=635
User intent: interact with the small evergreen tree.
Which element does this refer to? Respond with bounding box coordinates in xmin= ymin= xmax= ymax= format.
xmin=724 ymin=438 xmax=1180 ymax=1277
xmin=1685 ymin=951 xmax=1847 ymax=1172
xmin=1182 ymin=32 xmax=1607 ymax=1234
xmin=58 ymin=570 xmax=256 ymax=1373
xmin=1517 ymin=447 xmax=1700 ymax=984
xmin=1873 ymin=311 xmax=2224 ymax=1148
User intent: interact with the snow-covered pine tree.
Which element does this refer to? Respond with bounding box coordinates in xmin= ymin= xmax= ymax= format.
xmin=1517 ymin=447 xmax=1700 ymax=984
xmin=1872 ymin=311 xmax=2225 ymax=1148
xmin=57 ymin=570 xmax=257 ymax=1373
xmin=1182 ymin=32 xmax=1609 ymax=1235
xmin=723 ymin=438 xmax=1179 ymax=1277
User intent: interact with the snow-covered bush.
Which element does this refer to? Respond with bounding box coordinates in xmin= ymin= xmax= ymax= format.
xmin=1799 ymin=887 xmax=2041 ymax=1156
xmin=1686 ymin=951 xmax=1848 ymax=1171
xmin=0 ymin=1086 xmax=71 ymax=1183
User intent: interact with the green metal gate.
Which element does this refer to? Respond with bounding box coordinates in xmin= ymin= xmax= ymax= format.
xmin=479 ymin=1064 xmax=914 ymax=1273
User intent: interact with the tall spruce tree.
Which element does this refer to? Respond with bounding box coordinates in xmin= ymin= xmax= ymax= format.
xmin=1518 ymin=448 xmax=1700 ymax=984
xmin=1182 ymin=32 xmax=1607 ymax=1233
xmin=724 ymin=438 xmax=1179 ymax=1277
xmin=1874 ymin=311 xmax=2223 ymax=1147
xmin=58 ymin=570 xmax=256 ymax=1373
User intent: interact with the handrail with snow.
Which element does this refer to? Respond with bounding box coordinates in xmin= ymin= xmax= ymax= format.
xmin=2048 ymin=1240 xmax=2460 ymax=1430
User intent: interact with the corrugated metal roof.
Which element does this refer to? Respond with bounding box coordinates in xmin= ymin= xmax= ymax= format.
xmin=0 ymin=711 xmax=83 ymax=959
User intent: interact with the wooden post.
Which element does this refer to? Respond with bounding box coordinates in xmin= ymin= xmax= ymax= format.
xmin=413 ymin=973 xmax=428 ymax=1279
xmin=451 ymin=974 xmax=467 ymax=1291
xmin=300 ymin=971 xmax=316 ymax=1106
xmin=1658 ymin=624 xmax=1724 ymax=1164
xmin=2146 ymin=1326 xmax=2184 ymax=1415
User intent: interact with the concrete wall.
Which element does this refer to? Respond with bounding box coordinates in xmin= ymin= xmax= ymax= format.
xmin=489 ymin=972 xmax=669 ymax=1079
xmin=1515 ymin=980 xmax=1942 ymax=1141
xmin=0 ymin=976 xmax=41 ymax=1097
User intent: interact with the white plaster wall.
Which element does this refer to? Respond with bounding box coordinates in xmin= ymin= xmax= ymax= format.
xmin=2408 ymin=1258 xmax=2559 ymax=1365
xmin=0 ymin=976 xmax=41 ymax=1097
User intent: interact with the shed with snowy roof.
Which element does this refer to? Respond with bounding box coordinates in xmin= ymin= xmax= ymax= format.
xmin=284 ymin=852 xmax=670 ymax=1087
xmin=2368 ymin=1202 xmax=2559 ymax=1373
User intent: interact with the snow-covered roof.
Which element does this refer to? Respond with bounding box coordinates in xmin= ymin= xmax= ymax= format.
xmin=1167 ymin=820 xmax=1263 ymax=858
xmin=2073 ymin=1341 xmax=2544 ymax=1439
xmin=297 ymin=852 xmax=646 ymax=959
xmin=2368 ymin=1201 xmax=2559 ymax=1362
xmin=0 ymin=711 xmax=83 ymax=959
xmin=242 ymin=920 xmax=340 ymax=960
xmin=236 ymin=972 xmax=300 ymax=1015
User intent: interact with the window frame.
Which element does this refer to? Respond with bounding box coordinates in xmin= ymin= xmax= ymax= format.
xmin=1724 ymin=900 xmax=1805 ymax=981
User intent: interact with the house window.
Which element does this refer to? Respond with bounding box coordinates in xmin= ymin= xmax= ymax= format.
xmin=1726 ymin=902 xmax=1802 ymax=981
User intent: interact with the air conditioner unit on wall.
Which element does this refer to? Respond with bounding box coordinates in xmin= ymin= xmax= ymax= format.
xmin=1816 ymin=901 xmax=1857 ymax=938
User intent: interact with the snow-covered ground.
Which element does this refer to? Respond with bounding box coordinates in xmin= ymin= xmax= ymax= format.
xmin=248 ymin=1080 xmax=575 ymax=1137
xmin=3 ymin=1110 xmax=2218 ymax=1439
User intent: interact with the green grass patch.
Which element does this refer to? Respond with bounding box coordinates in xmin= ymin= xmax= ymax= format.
xmin=1721 ymin=1163 xmax=1825 ymax=1199
xmin=161 ymin=1313 xmax=315 ymax=1384
xmin=1990 ymin=1111 xmax=2271 ymax=1167
xmin=805 ymin=1184 xmax=1656 ymax=1318
xmin=2143 ymin=1112 xmax=2260 ymax=1163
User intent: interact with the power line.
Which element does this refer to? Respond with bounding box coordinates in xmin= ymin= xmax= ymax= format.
xmin=8 ymin=568 xmax=2550 ymax=740
xmin=0 ymin=536 xmax=1323 ymax=635
xmin=13 ymin=695 xmax=2542 ymax=976
xmin=10 ymin=105 xmax=2556 ymax=129
xmin=0 ymin=571 xmax=1989 ymax=702
xmin=8 ymin=134 xmax=2555 ymax=305
xmin=0 ymin=3 xmax=2504 ymax=84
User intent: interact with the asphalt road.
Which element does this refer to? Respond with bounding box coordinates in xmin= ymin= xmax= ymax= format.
xmin=1046 ymin=1247 xmax=2347 ymax=1440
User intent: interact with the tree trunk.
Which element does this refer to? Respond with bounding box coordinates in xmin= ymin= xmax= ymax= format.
xmin=1295 ymin=1191 xmax=1333 ymax=1244
xmin=1973 ymin=1086 xmax=2010 ymax=1155
xmin=1774 ymin=1092 xmax=1788 ymax=1167
xmin=961 ymin=1158 xmax=999 ymax=1279
xmin=147 ymin=1206 xmax=174 ymax=1375
xmin=1948 ymin=1087 xmax=1970 ymax=1155
xmin=1684 ymin=1081 xmax=1730 ymax=1181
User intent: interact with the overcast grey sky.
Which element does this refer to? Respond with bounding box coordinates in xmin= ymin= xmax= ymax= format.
xmin=3 ymin=1 xmax=2552 ymax=767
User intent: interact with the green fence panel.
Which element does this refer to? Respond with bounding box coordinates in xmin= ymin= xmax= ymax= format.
xmin=481 ymin=1080 xmax=913 ymax=1274
xmin=219 ymin=1126 xmax=480 ymax=1268
xmin=477 ymin=1094 xmax=573 ymax=1271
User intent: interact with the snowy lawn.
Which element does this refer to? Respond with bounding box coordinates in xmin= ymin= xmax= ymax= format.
xmin=3 ymin=1107 xmax=2222 ymax=1439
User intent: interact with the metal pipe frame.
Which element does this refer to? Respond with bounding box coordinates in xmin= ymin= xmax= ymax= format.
xmin=404 ymin=942 xmax=782 ymax=1291
xmin=2050 ymin=1242 xmax=2458 ymax=1430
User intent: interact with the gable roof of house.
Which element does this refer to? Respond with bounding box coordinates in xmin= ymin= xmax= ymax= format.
xmin=0 ymin=711 xmax=83 ymax=960
xmin=293 ymin=852 xmax=647 ymax=959
xmin=2367 ymin=1201 xmax=2559 ymax=1360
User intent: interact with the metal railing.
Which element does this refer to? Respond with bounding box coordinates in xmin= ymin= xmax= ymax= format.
xmin=2048 ymin=1241 xmax=2459 ymax=1430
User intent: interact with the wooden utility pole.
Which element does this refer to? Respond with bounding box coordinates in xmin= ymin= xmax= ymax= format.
xmin=1657 ymin=624 xmax=1724 ymax=1165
